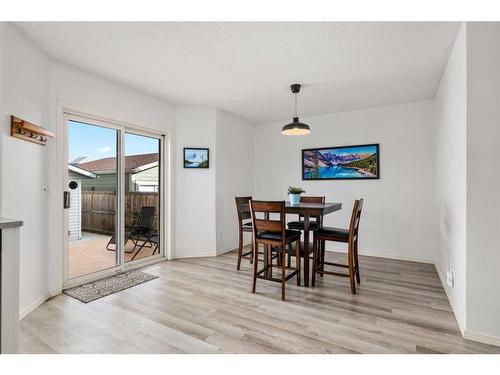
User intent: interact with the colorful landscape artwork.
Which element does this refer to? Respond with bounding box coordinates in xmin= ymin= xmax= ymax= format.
xmin=184 ymin=148 xmax=209 ymax=168
xmin=302 ymin=144 xmax=379 ymax=180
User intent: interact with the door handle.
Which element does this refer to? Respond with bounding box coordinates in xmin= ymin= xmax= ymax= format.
xmin=64 ymin=191 xmax=70 ymax=209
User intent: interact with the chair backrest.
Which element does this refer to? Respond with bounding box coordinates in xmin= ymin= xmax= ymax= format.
xmin=298 ymin=196 xmax=325 ymax=223
xmin=300 ymin=196 xmax=326 ymax=204
xmin=235 ymin=196 xmax=252 ymax=225
xmin=249 ymin=200 xmax=286 ymax=241
xmin=135 ymin=206 xmax=156 ymax=229
xmin=348 ymin=199 xmax=364 ymax=243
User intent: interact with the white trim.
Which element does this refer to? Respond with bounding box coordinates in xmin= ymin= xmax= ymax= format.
xmin=63 ymin=108 xmax=165 ymax=137
xmin=124 ymin=255 xmax=166 ymax=271
xmin=132 ymin=161 xmax=158 ymax=173
xmin=464 ymin=330 xmax=500 ymax=348
xmin=217 ymin=247 xmax=236 ymax=256
xmin=325 ymin=248 xmax=434 ymax=265
xmin=435 ymin=263 xmax=465 ymax=335
xmin=68 ymin=164 xmax=97 ymax=178
xmin=19 ymin=292 xmax=53 ymax=320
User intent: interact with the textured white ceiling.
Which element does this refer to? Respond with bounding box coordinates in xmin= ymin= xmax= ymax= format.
xmin=16 ymin=22 xmax=460 ymax=124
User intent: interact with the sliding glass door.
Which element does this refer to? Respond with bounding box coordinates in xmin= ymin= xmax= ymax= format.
xmin=123 ymin=132 xmax=161 ymax=263
xmin=64 ymin=113 xmax=164 ymax=287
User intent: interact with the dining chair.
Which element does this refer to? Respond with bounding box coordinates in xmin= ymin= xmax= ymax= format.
xmin=235 ymin=196 xmax=254 ymax=270
xmin=312 ymin=199 xmax=363 ymax=294
xmin=286 ymin=196 xmax=325 ymax=279
xmin=249 ymin=200 xmax=301 ymax=300
xmin=287 ymin=196 xmax=326 ymax=231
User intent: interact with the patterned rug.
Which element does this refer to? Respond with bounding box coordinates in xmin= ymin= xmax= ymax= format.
xmin=63 ymin=270 xmax=159 ymax=303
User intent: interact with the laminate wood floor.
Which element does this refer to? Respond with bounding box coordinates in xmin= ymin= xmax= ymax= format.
xmin=19 ymin=248 xmax=500 ymax=354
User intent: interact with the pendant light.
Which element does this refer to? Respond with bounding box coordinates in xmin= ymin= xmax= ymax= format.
xmin=281 ymin=83 xmax=311 ymax=136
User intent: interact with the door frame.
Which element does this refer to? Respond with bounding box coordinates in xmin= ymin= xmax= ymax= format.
xmin=62 ymin=110 xmax=167 ymax=289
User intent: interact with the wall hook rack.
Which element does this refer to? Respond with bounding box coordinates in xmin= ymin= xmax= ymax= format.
xmin=10 ymin=115 xmax=55 ymax=146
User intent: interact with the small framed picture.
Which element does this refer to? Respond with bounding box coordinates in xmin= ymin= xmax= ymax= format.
xmin=184 ymin=147 xmax=209 ymax=168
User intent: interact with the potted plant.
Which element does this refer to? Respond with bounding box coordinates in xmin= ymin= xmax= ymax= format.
xmin=288 ymin=186 xmax=305 ymax=205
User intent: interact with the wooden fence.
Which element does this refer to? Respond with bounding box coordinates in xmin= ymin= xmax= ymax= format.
xmin=81 ymin=191 xmax=159 ymax=234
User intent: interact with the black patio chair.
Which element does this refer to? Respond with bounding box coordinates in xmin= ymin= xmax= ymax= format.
xmin=129 ymin=230 xmax=159 ymax=261
xmin=106 ymin=206 xmax=156 ymax=259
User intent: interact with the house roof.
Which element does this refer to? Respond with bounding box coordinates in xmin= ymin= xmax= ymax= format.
xmin=77 ymin=153 xmax=159 ymax=174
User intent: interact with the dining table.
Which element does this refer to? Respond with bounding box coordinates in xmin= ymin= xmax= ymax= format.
xmin=263 ymin=201 xmax=342 ymax=287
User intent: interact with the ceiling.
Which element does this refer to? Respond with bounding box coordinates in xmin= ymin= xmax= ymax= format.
xmin=16 ymin=22 xmax=460 ymax=124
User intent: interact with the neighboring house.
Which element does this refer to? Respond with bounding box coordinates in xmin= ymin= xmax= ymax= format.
xmin=66 ymin=153 xmax=159 ymax=241
xmin=76 ymin=153 xmax=159 ymax=192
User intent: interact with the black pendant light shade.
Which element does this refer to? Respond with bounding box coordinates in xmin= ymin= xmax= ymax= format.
xmin=281 ymin=84 xmax=311 ymax=136
xmin=281 ymin=117 xmax=311 ymax=135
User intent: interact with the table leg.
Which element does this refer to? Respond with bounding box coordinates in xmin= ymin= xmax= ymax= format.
xmin=303 ymin=214 xmax=310 ymax=287
xmin=264 ymin=211 xmax=270 ymax=277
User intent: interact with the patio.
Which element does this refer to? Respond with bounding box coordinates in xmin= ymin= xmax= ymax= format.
xmin=68 ymin=231 xmax=158 ymax=279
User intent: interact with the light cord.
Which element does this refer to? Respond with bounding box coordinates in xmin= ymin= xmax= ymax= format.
xmin=294 ymin=93 xmax=298 ymax=117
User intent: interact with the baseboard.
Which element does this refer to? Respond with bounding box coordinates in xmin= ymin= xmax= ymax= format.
xmin=173 ymin=253 xmax=217 ymax=259
xmin=215 ymin=245 xmax=432 ymax=264
xmin=326 ymin=248 xmax=433 ymax=265
xmin=216 ymin=240 xmax=252 ymax=256
xmin=217 ymin=247 xmax=236 ymax=256
xmin=464 ymin=330 xmax=500 ymax=347
xmin=19 ymin=292 xmax=52 ymax=320
xmin=434 ymin=264 xmax=465 ymax=336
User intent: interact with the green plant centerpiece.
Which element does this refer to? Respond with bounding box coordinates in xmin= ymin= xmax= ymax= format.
xmin=288 ymin=186 xmax=305 ymax=205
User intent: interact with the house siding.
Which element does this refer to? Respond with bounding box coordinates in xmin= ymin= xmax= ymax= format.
xmin=68 ymin=177 xmax=81 ymax=241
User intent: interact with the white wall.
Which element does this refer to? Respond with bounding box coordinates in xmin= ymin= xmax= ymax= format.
xmin=433 ymin=23 xmax=467 ymax=331
xmin=1 ymin=23 xmax=225 ymax=316
xmin=215 ymin=110 xmax=254 ymax=254
xmin=0 ymin=23 xmax=4 ymax=214
xmin=4 ymin=20 xmax=500 ymax=346
xmin=254 ymin=100 xmax=436 ymax=263
xmin=0 ymin=23 xmax=51 ymax=314
xmin=174 ymin=107 xmax=217 ymax=258
xmin=465 ymin=22 xmax=500 ymax=344
xmin=47 ymin=62 xmax=177 ymax=296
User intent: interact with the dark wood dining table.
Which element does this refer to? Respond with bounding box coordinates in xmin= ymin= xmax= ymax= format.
xmin=263 ymin=201 xmax=342 ymax=287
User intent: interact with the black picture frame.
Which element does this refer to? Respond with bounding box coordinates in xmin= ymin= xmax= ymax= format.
xmin=302 ymin=143 xmax=380 ymax=180
xmin=183 ymin=147 xmax=209 ymax=169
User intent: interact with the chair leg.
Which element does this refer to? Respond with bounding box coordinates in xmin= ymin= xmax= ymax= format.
xmin=268 ymin=247 xmax=273 ymax=278
xmin=237 ymin=229 xmax=243 ymax=270
xmin=320 ymin=239 xmax=325 ymax=278
xmin=348 ymin=243 xmax=356 ymax=295
xmin=249 ymin=237 xmax=254 ymax=264
xmin=354 ymin=240 xmax=360 ymax=284
xmin=151 ymin=243 xmax=158 ymax=256
xmin=287 ymin=253 xmax=291 ymax=268
xmin=252 ymin=241 xmax=258 ymax=293
xmin=130 ymin=240 xmax=147 ymax=261
xmin=312 ymin=235 xmax=317 ymax=287
xmin=106 ymin=233 xmax=116 ymax=251
xmin=296 ymin=239 xmax=301 ymax=286
xmin=281 ymin=245 xmax=286 ymax=301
